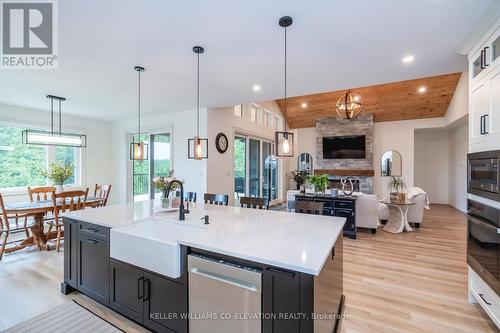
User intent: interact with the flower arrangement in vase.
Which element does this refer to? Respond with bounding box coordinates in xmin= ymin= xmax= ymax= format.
xmin=152 ymin=170 xmax=182 ymax=208
xmin=287 ymin=170 xmax=309 ymax=193
xmin=41 ymin=162 xmax=74 ymax=193
xmin=387 ymin=176 xmax=407 ymax=203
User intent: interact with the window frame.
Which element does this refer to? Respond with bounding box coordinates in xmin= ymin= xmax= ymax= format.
xmin=0 ymin=121 xmax=83 ymax=194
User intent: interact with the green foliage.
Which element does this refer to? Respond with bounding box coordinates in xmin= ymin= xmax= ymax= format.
xmin=234 ymin=137 xmax=246 ymax=178
xmin=387 ymin=176 xmax=407 ymax=193
xmin=308 ymin=174 xmax=329 ymax=193
xmin=41 ymin=161 xmax=74 ymax=185
xmin=287 ymin=170 xmax=309 ymax=187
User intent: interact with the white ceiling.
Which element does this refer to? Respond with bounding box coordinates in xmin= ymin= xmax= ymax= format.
xmin=0 ymin=0 xmax=496 ymax=121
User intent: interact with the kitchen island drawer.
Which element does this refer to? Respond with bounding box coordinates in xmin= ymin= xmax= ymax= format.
xmin=79 ymin=221 xmax=110 ymax=242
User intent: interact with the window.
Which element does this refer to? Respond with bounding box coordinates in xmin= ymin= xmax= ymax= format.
xmin=0 ymin=124 xmax=81 ymax=190
xmin=132 ymin=132 xmax=172 ymax=202
xmin=263 ymin=111 xmax=272 ymax=128
xmin=233 ymin=104 xmax=243 ymax=118
xmin=275 ymin=116 xmax=283 ymax=131
xmin=250 ymin=106 xmax=257 ymax=123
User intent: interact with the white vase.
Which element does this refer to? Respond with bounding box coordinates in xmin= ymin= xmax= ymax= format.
xmin=55 ymin=185 xmax=64 ymax=194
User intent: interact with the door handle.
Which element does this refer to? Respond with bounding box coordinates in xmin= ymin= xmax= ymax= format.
xmin=138 ymin=277 xmax=144 ymax=299
xmin=143 ymin=279 xmax=151 ymax=301
xmin=479 ymin=293 xmax=492 ymax=305
xmin=85 ymin=239 xmax=97 ymax=244
xmin=483 ymin=114 xmax=489 ymax=134
xmin=481 ymin=50 xmax=485 ymax=69
xmin=484 ymin=47 xmax=490 ymax=67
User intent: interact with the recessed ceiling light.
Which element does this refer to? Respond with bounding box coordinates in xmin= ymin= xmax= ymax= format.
xmin=301 ymin=102 xmax=308 ymax=108
xmin=252 ymin=85 xmax=261 ymax=92
xmin=402 ymin=55 xmax=415 ymax=64
xmin=418 ymin=86 xmax=427 ymax=93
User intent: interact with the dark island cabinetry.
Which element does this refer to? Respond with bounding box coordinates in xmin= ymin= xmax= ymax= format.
xmin=295 ymin=194 xmax=357 ymax=239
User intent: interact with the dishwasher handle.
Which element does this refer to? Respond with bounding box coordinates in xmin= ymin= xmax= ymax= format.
xmin=190 ymin=268 xmax=260 ymax=293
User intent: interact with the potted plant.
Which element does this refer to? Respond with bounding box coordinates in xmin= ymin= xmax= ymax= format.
xmin=152 ymin=170 xmax=182 ymax=208
xmin=41 ymin=162 xmax=74 ymax=193
xmin=287 ymin=170 xmax=309 ymax=193
xmin=307 ymin=174 xmax=329 ymax=195
xmin=387 ymin=176 xmax=407 ymax=203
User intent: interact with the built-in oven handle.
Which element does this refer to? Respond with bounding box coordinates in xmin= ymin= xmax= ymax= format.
xmin=468 ymin=214 xmax=500 ymax=234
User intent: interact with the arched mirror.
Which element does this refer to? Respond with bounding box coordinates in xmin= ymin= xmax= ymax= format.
xmin=297 ymin=153 xmax=313 ymax=173
xmin=381 ymin=150 xmax=402 ymax=177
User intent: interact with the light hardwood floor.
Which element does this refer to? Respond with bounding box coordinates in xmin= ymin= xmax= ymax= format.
xmin=342 ymin=204 xmax=498 ymax=333
xmin=0 ymin=204 xmax=497 ymax=332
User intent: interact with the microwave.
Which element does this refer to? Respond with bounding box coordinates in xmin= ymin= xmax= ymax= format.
xmin=468 ymin=150 xmax=500 ymax=202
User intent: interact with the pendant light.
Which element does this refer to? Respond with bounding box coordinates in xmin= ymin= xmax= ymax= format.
xmin=22 ymin=95 xmax=87 ymax=147
xmin=188 ymin=46 xmax=208 ymax=160
xmin=130 ymin=66 xmax=148 ymax=160
xmin=275 ymin=16 xmax=294 ymax=158
xmin=336 ymin=89 xmax=364 ymax=120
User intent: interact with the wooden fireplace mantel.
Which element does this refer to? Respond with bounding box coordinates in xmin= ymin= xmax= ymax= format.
xmin=314 ymin=169 xmax=375 ymax=177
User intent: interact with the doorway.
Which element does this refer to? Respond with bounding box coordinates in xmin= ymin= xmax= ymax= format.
xmin=233 ymin=134 xmax=279 ymax=205
xmin=132 ymin=132 xmax=171 ymax=202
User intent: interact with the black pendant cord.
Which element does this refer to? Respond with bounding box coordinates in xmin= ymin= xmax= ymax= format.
xmin=58 ymin=99 xmax=62 ymax=136
xmin=50 ymin=97 xmax=54 ymax=135
xmin=196 ymin=52 xmax=200 ymax=138
xmin=138 ymin=69 xmax=141 ymax=143
xmin=284 ymin=25 xmax=287 ymax=133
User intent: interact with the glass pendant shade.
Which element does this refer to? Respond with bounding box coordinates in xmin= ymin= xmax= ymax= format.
xmin=23 ymin=95 xmax=86 ymax=148
xmin=130 ymin=142 xmax=148 ymax=160
xmin=188 ymin=136 xmax=208 ymax=160
xmin=336 ymin=91 xmax=364 ymax=120
xmin=275 ymin=131 xmax=294 ymax=158
xmin=22 ymin=129 xmax=86 ymax=147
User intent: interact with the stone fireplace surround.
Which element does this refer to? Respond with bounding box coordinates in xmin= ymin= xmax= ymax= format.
xmin=315 ymin=114 xmax=374 ymax=193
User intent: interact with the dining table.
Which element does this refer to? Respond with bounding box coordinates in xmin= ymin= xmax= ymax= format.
xmin=3 ymin=197 xmax=102 ymax=252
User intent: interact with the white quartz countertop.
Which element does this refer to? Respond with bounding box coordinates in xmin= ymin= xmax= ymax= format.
xmin=63 ymin=200 xmax=345 ymax=275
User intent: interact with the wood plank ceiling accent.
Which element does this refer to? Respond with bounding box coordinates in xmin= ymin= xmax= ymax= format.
xmin=276 ymin=73 xmax=461 ymax=129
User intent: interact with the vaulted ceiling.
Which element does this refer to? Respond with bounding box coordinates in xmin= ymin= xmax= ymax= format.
xmin=276 ymin=73 xmax=462 ymax=129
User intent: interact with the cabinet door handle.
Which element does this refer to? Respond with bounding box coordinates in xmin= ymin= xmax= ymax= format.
xmin=479 ymin=293 xmax=492 ymax=305
xmin=143 ymin=279 xmax=151 ymax=301
xmin=138 ymin=277 xmax=144 ymax=299
xmin=484 ymin=47 xmax=490 ymax=67
xmin=483 ymin=114 xmax=489 ymax=134
xmin=480 ymin=115 xmax=485 ymax=135
xmin=86 ymin=227 xmax=99 ymax=233
xmin=85 ymin=239 xmax=97 ymax=244
xmin=481 ymin=50 xmax=485 ymax=69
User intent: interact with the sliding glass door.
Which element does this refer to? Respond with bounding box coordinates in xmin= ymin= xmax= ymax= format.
xmin=132 ymin=132 xmax=171 ymax=202
xmin=233 ymin=134 xmax=279 ymax=205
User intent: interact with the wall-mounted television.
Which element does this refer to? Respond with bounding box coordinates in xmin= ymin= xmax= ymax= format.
xmin=322 ymin=135 xmax=366 ymax=159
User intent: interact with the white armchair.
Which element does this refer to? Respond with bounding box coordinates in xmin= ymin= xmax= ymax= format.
xmin=407 ymin=193 xmax=427 ymax=228
xmin=356 ymin=194 xmax=380 ymax=234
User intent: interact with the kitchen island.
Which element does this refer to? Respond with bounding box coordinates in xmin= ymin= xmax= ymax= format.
xmin=62 ymin=200 xmax=345 ymax=333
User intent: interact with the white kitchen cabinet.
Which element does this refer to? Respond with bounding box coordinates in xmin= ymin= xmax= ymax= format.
xmin=470 ymin=80 xmax=490 ymax=146
xmin=490 ymin=64 xmax=500 ymax=141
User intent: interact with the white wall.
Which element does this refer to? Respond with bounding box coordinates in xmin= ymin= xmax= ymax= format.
xmin=110 ymin=108 xmax=208 ymax=204
xmin=414 ymin=130 xmax=450 ymax=204
xmin=207 ymin=101 xmax=289 ymax=206
xmin=0 ymin=103 xmax=113 ymax=203
xmin=449 ymin=121 xmax=468 ymax=212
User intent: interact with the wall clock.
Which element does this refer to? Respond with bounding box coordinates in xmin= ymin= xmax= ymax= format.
xmin=215 ymin=133 xmax=228 ymax=154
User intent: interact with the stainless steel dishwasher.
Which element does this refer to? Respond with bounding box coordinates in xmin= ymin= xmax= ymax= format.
xmin=188 ymin=253 xmax=262 ymax=333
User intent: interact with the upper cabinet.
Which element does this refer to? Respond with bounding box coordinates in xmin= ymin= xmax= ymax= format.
xmin=469 ymin=20 xmax=500 ymax=152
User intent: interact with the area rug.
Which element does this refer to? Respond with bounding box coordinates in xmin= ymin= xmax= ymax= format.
xmin=1 ymin=300 xmax=124 ymax=333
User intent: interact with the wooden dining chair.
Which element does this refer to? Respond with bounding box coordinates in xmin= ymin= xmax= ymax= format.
xmin=0 ymin=193 xmax=35 ymax=260
xmin=94 ymin=184 xmax=112 ymax=207
xmin=28 ymin=186 xmax=57 ymax=202
xmin=240 ymin=197 xmax=268 ymax=210
xmin=204 ymin=193 xmax=229 ymax=206
xmin=49 ymin=188 xmax=89 ymax=252
xmin=294 ymin=201 xmax=325 ymax=215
